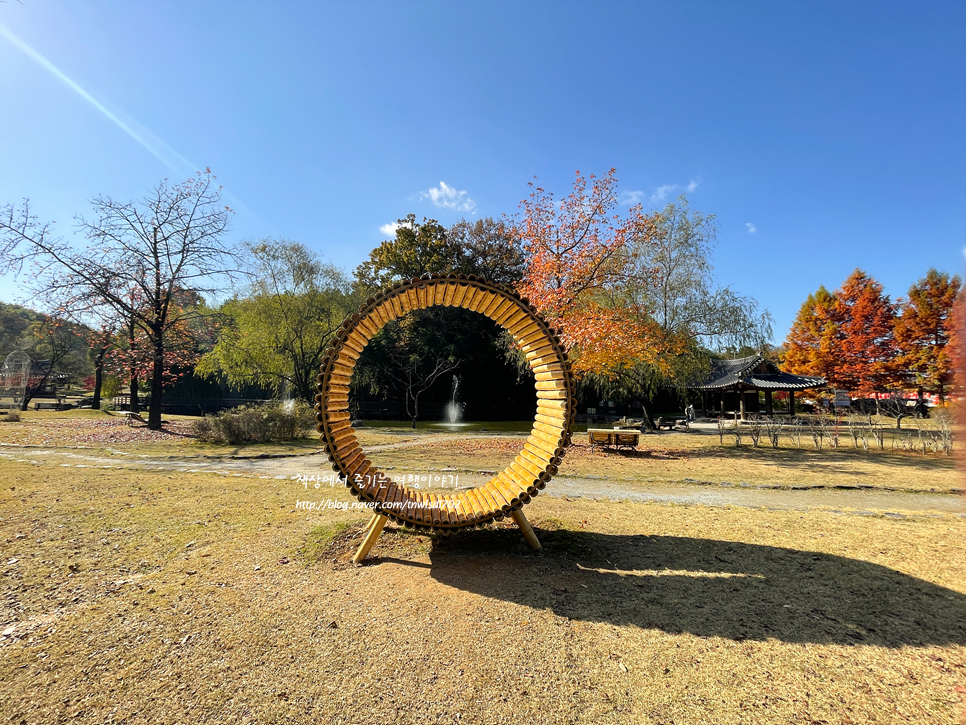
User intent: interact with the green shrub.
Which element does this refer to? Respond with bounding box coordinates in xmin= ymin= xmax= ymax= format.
xmin=191 ymin=401 xmax=316 ymax=444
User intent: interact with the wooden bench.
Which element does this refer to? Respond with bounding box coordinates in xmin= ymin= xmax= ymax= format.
xmin=588 ymin=428 xmax=640 ymax=451
xmin=33 ymin=400 xmax=63 ymax=410
xmin=656 ymin=416 xmax=688 ymax=431
xmin=118 ymin=411 xmax=148 ymax=426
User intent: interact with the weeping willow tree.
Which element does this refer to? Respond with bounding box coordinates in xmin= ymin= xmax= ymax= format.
xmin=591 ymin=196 xmax=773 ymax=428
xmin=197 ymin=239 xmax=358 ymax=402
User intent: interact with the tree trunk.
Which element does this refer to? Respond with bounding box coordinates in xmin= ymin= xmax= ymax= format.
xmin=408 ymin=391 xmax=418 ymax=429
xmin=635 ymin=394 xmax=657 ymax=431
xmin=20 ymin=373 xmax=50 ymax=411
xmin=148 ymin=336 xmax=164 ymax=430
xmin=92 ymin=346 xmax=106 ymax=410
xmin=130 ymin=375 xmax=139 ymax=413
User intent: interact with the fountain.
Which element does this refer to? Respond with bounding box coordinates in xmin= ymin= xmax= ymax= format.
xmin=444 ymin=374 xmax=463 ymax=424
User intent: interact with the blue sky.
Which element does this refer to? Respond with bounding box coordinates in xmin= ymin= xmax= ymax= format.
xmin=1 ymin=0 xmax=964 ymax=343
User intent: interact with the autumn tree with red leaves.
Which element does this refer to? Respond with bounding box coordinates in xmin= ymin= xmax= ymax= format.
xmin=514 ymin=173 xmax=772 ymax=427
xmin=785 ymin=269 xmax=899 ymax=395
xmin=834 ymin=270 xmax=899 ymax=394
xmin=894 ymin=269 xmax=963 ymax=402
xmin=783 ymin=286 xmax=839 ymax=383
xmin=513 ymin=169 xmax=660 ymax=376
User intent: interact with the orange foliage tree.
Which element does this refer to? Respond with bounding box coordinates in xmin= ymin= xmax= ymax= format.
xmin=783 ymin=286 xmax=839 ymax=384
xmin=950 ymin=288 xmax=966 ymax=395
xmin=785 ymin=269 xmax=899 ymax=395
xmin=834 ymin=269 xmax=899 ymax=394
xmin=894 ymin=269 xmax=963 ymax=402
xmin=513 ymin=169 xmax=662 ymax=376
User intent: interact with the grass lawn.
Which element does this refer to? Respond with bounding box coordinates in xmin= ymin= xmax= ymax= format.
xmin=0 ymin=457 xmax=964 ymax=724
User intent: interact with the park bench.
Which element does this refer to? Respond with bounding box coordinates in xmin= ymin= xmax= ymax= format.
xmin=588 ymin=428 xmax=640 ymax=451
xmin=32 ymin=400 xmax=64 ymax=410
xmin=656 ymin=416 xmax=688 ymax=431
xmin=118 ymin=411 xmax=148 ymax=426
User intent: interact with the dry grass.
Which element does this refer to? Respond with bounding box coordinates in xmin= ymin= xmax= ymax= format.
xmin=0 ymin=460 xmax=964 ymax=724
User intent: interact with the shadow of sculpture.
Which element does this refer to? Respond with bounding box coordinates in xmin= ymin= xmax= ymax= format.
xmin=425 ymin=526 xmax=966 ymax=647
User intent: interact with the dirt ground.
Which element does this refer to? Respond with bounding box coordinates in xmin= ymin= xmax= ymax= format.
xmin=1 ymin=455 xmax=964 ymax=724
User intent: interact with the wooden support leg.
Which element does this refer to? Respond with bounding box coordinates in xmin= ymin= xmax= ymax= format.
xmin=353 ymin=514 xmax=388 ymax=563
xmin=511 ymin=509 xmax=542 ymax=551
xmin=362 ymin=512 xmax=379 ymax=536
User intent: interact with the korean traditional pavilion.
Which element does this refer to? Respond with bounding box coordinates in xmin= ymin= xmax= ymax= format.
xmin=696 ymin=353 xmax=826 ymax=419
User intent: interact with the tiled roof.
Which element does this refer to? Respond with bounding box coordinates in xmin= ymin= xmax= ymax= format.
xmin=697 ymin=354 xmax=826 ymax=391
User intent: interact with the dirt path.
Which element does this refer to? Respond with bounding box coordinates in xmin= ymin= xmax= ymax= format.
xmin=3 ymin=445 xmax=963 ymax=516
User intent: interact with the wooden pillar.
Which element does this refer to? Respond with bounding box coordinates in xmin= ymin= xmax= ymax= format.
xmin=765 ymin=390 xmax=773 ymax=416
xmin=510 ymin=509 xmax=541 ymax=551
xmin=789 ymin=390 xmax=796 ymax=418
xmin=739 ymin=385 xmax=746 ymax=421
xmin=352 ymin=514 xmax=388 ymax=563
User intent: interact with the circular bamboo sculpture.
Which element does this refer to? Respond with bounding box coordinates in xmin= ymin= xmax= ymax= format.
xmin=315 ymin=273 xmax=575 ymax=560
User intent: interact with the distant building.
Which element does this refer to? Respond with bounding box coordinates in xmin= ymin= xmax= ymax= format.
xmin=696 ymin=353 xmax=825 ymax=419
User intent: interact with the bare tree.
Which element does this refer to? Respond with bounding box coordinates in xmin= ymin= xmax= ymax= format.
xmin=0 ymin=170 xmax=236 ymax=429
xmin=384 ymin=346 xmax=459 ymax=429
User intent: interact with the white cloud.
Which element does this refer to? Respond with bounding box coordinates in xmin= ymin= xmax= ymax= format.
xmin=379 ymin=222 xmax=401 ymax=236
xmin=647 ymin=180 xmax=698 ymax=205
xmin=650 ymin=184 xmax=675 ymax=204
xmin=746 ymin=223 xmax=757 ymax=234
xmin=618 ymin=190 xmax=644 ymax=206
xmin=420 ymin=181 xmax=476 ymax=213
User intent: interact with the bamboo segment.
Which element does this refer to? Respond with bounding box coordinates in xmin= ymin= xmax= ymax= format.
xmin=533 ymin=420 xmax=566 ymax=439
xmin=442 ymin=283 xmax=458 ymax=306
xmin=446 ymin=497 xmax=463 ymax=526
xmin=479 ymin=291 xmax=504 ymax=318
xmin=534 ymin=369 xmax=568 ymax=381
xmin=497 ymin=306 xmax=528 ymax=329
xmin=525 ymin=435 xmax=560 ymax=459
xmin=473 ymin=486 xmax=499 ymax=518
xmin=508 ymin=462 xmax=539 ymax=489
xmin=535 ymin=379 xmax=568 ymax=392
xmin=530 ymin=427 xmax=564 ymax=448
xmin=493 ymin=474 xmax=521 ymax=507
xmin=511 ymin=509 xmax=541 ymax=550
xmin=463 ymin=488 xmax=485 ymax=521
xmin=461 ymin=488 xmax=481 ymax=521
xmin=520 ymin=447 xmax=549 ymax=471
xmin=362 ymin=512 xmax=380 ymax=537
xmin=462 ymin=285 xmax=482 ymax=311
xmin=483 ymin=481 xmax=512 ymax=510
xmin=428 ymin=494 xmax=443 ymax=526
xmin=451 ymin=283 xmax=470 ymax=308
xmin=534 ymin=412 xmax=566 ymax=428
xmin=488 ymin=297 xmax=516 ymax=323
xmin=503 ymin=468 xmax=531 ymax=499
xmin=506 ymin=317 xmax=542 ymax=340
